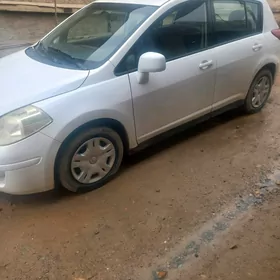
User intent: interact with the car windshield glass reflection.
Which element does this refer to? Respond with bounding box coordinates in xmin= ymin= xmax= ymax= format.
xmin=35 ymin=3 xmax=157 ymax=69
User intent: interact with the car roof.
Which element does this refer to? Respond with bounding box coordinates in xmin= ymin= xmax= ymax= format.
xmin=94 ymin=0 xmax=169 ymax=7
xmin=94 ymin=0 xmax=264 ymax=7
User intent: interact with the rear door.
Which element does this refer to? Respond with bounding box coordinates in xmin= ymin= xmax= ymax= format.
xmin=210 ymin=0 xmax=264 ymax=110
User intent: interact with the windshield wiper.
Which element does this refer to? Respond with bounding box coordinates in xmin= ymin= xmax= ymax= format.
xmin=35 ymin=44 xmax=87 ymax=70
xmin=46 ymin=46 xmax=87 ymax=70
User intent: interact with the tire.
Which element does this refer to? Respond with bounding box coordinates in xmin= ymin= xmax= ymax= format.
xmin=57 ymin=127 xmax=124 ymax=193
xmin=243 ymin=69 xmax=273 ymax=114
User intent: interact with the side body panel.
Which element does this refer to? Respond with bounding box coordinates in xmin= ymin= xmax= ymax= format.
xmin=129 ymin=49 xmax=216 ymax=142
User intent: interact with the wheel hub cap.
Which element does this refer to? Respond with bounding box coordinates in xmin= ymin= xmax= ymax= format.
xmin=252 ymin=76 xmax=270 ymax=108
xmin=71 ymin=137 xmax=116 ymax=184
xmin=89 ymin=157 xmax=97 ymax=164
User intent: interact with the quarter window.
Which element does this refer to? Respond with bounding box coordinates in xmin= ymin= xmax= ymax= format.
xmin=212 ymin=0 xmax=262 ymax=45
xmin=246 ymin=2 xmax=262 ymax=33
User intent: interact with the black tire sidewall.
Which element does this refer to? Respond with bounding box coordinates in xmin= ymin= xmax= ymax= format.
xmin=244 ymin=69 xmax=273 ymax=114
xmin=57 ymin=127 xmax=124 ymax=192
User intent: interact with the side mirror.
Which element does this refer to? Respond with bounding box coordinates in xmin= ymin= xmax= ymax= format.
xmin=137 ymin=52 xmax=166 ymax=84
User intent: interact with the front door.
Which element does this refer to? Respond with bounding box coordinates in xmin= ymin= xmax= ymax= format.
xmin=116 ymin=0 xmax=217 ymax=143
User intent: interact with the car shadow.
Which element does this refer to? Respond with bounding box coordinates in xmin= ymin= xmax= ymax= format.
xmin=123 ymin=108 xmax=244 ymax=166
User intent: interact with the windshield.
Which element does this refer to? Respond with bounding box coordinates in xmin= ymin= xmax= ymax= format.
xmin=34 ymin=3 xmax=157 ymax=70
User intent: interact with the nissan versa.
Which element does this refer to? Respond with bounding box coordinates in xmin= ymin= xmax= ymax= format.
xmin=0 ymin=0 xmax=279 ymax=194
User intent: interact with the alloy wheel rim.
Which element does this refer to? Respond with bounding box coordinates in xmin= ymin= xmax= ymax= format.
xmin=71 ymin=137 xmax=116 ymax=184
xmin=252 ymin=76 xmax=270 ymax=108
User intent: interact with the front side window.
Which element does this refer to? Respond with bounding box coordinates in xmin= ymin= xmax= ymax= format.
xmin=30 ymin=3 xmax=157 ymax=70
xmin=116 ymin=0 xmax=208 ymax=75
xmin=212 ymin=0 xmax=262 ymax=45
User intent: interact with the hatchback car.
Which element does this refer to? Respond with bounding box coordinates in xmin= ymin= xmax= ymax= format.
xmin=0 ymin=0 xmax=279 ymax=194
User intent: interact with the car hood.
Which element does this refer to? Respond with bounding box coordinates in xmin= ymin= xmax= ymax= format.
xmin=0 ymin=50 xmax=89 ymax=116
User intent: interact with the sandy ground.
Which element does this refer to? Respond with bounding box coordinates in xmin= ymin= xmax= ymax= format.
xmin=1 ymin=11 xmax=280 ymax=280
xmin=176 ymin=192 xmax=280 ymax=280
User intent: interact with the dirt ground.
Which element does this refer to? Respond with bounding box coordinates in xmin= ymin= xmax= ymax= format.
xmin=1 ymin=11 xmax=280 ymax=280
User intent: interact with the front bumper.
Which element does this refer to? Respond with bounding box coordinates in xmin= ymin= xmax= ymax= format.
xmin=0 ymin=132 xmax=61 ymax=195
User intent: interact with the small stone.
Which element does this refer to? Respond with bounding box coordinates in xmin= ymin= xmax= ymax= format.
xmin=272 ymin=234 xmax=280 ymax=240
xmin=254 ymin=190 xmax=260 ymax=196
xmin=156 ymin=189 xmax=161 ymax=193
xmin=230 ymin=244 xmax=238 ymax=250
xmin=156 ymin=271 xmax=168 ymax=279
xmin=94 ymin=231 xmax=100 ymax=235
xmin=275 ymin=180 xmax=280 ymax=185
xmin=236 ymin=125 xmax=240 ymax=129
xmin=195 ymin=253 xmax=199 ymax=258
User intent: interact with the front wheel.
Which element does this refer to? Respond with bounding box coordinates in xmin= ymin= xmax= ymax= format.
xmin=243 ymin=69 xmax=273 ymax=114
xmin=57 ymin=127 xmax=124 ymax=193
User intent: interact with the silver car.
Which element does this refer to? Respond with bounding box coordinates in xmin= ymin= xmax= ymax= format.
xmin=0 ymin=0 xmax=280 ymax=194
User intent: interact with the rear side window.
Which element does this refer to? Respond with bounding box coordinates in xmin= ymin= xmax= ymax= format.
xmin=212 ymin=0 xmax=262 ymax=45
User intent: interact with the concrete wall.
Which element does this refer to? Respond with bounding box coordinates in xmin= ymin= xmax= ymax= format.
xmin=9 ymin=0 xmax=91 ymax=3
xmin=6 ymin=0 xmax=280 ymax=10
xmin=5 ymin=0 xmax=280 ymax=22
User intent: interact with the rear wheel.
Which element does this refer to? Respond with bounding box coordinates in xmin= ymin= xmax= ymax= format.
xmin=243 ymin=69 xmax=273 ymax=114
xmin=57 ymin=127 xmax=124 ymax=193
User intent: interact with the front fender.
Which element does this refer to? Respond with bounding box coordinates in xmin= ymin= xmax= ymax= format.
xmin=36 ymin=73 xmax=137 ymax=150
xmin=49 ymin=109 xmax=137 ymax=149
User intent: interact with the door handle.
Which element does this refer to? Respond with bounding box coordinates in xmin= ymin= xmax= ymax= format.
xmin=199 ymin=60 xmax=213 ymax=70
xmin=252 ymin=43 xmax=262 ymax=52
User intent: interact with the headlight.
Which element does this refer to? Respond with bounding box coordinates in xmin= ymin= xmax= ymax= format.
xmin=0 ymin=105 xmax=52 ymax=146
